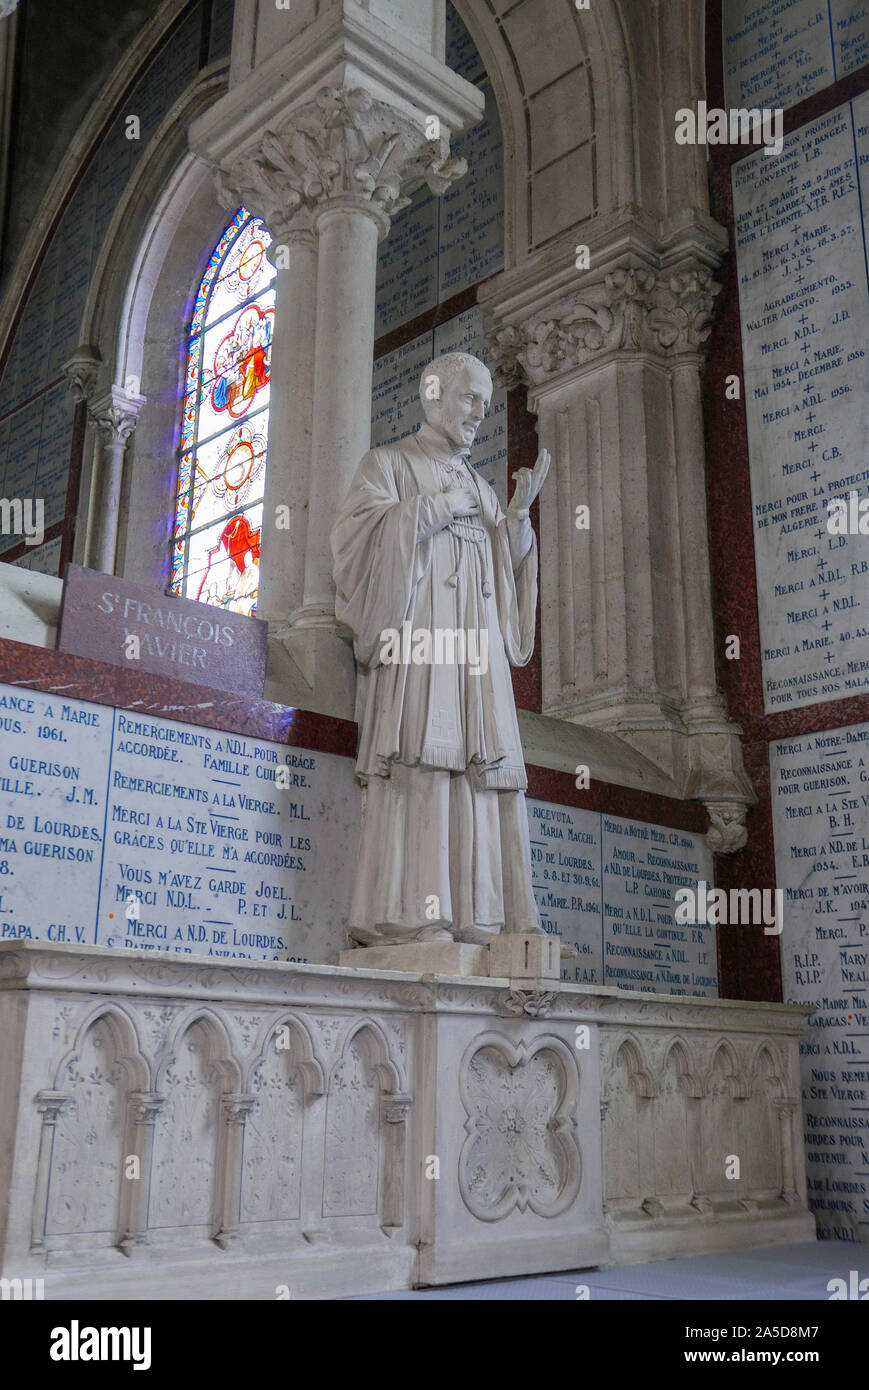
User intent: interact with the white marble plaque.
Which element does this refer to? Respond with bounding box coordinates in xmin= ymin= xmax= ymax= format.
xmin=437 ymin=82 xmax=504 ymax=302
xmin=832 ymin=0 xmax=869 ymax=75
xmin=528 ymin=801 xmax=717 ymax=995
xmin=0 ymin=683 xmax=358 ymax=963
xmin=371 ymin=333 xmax=430 ymax=448
xmin=771 ymin=723 xmax=869 ymax=1242
xmin=724 ymin=0 xmax=836 ymax=112
xmin=100 ymin=710 xmax=358 ymax=963
xmin=724 ymin=1 xmax=869 ymax=112
xmin=733 ymin=97 xmax=869 ymax=712
xmin=374 ymin=192 xmax=438 ymax=339
xmin=0 ymin=688 xmax=109 ymax=949
xmin=446 ymin=2 xmax=485 ymax=83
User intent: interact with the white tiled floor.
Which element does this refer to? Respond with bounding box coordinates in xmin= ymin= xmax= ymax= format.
xmin=352 ymin=1242 xmax=865 ymax=1299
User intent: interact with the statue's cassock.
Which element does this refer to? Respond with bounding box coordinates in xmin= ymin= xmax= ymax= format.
xmin=331 ymin=418 xmax=543 ymax=946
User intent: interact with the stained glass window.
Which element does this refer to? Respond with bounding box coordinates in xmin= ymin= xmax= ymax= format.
xmin=172 ymin=207 xmax=274 ymax=617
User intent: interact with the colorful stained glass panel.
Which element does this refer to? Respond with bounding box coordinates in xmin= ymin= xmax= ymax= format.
xmin=174 ymin=210 xmax=274 ymax=617
xmin=184 ymin=504 xmax=263 ymax=618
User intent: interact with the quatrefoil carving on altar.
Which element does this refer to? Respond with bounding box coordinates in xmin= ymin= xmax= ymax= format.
xmin=458 ymin=1033 xmax=581 ymax=1222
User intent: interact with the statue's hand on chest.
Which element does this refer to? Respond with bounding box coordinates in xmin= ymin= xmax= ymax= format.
xmin=443 ymin=485 xmax=480 ymax=520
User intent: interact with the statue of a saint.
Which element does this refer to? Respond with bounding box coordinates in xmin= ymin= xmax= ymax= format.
xmin=331 ymin=352 xmax=550 ymax=948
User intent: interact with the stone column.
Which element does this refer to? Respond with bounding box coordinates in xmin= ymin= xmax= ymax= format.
xmin=380 ymin=1092 xmax=412 ymax=1233
xmin=215 ymin=1092 xmax=256 ymax=1248
xmin=256 ymin=228 xmax=317 ymax=630
xmin=62 ymin=346 xmax=101 ymax=567
xmin=298 ymin=198 xmax=387 ymax=628
xmin=118 ymin=1091 xmax=164 ymax=1258
xmin=30 ymin=1091 xmax=71 ymax=1252
xmin=87 ymin=384 xmax=146 ymax=575
xmin=482 ymin=214 xmax=755 ymax=849
xmin=190 ymin=4 xmax=484 ymax=714
xmin=774 ymin=1098 xmax=798 ymax=1203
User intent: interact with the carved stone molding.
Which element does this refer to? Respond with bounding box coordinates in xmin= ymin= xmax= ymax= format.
xmin=128 ymin=1091 xmax=164 ymax=1126
xmin=222 ymin=1093 xmax=256 ymax=1124
xmin=487 ymin=258 xmax=721 ymax=388
xmin=88 ymin=385 xmax=146 ymax=445
xmin=62 ymin=345 xmax=101 ymax=404
xmin=382 ymin=1093 xmax=412 ymax=1124
xmin=705 ymin=801 xmax=750 ymax=855
xmin=502 ymin=988 xmax=558 ymax=1018
xmin=216 ymin=86 xmax=468 ymax=240
xmin=458 ymin=1033 xmax=581 ymax=1222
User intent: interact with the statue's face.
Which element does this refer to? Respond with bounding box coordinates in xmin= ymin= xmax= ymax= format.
xmin=426 ymin=364 xmax=492 ymax=451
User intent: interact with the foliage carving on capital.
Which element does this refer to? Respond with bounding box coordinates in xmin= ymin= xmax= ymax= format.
xmin=705 ymin=800 xmax=750 ymax=855
xmin=62 ymin=346 xmax=101 ymax=404
xmin=216 ymin=87 xmax=468 ymax=237
xmin=89 ymin=386 xmax=145 ymax=446
xmin=487 ymin=260 xmax=721 ymax=387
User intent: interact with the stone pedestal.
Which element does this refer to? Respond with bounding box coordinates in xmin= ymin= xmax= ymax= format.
xmin=488 ymin=932 xmax=560 ymax=980
xmin=338 ymin=932 xmax=561 ymax=980
xmin=0 ymin=941 xmax=816 ymax=1298
xmin=338 ymin=942 xmax=489 ymax=977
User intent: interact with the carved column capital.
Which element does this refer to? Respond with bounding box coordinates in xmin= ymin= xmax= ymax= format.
xmin=62 ymin=345 xmax=101 ymax=404
xmin=486 ymin=257 xmax=722 ymax=390
xmin=89 ymin=385 xmax=146 ymax=445
xmin=705 ymin=800 xmax=750 ymax=855
xmin=382 ymin=1093 xmax=412 ymax=1124
xmin=222 ymin=1093 xmax=256 ymax=1124
xmin=35 ymin=1090 xmax=71 ymax=1120
xmin=215 ymin=86 xmax=468 ymax=242
xmin=128 ymin=1091 xmax=164 ymax=1126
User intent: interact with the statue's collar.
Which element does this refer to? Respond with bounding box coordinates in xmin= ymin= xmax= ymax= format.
xmin=416 ymin=421 xmax=471 ymax=463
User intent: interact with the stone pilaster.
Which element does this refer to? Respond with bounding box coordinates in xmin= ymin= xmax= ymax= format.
xmin=30 ymin=1091 xmax=71 ymax=1252
xmin=87 ymin=385 xmax=146 ymax=576
xmin=118 ymin=1091 xmax=164 ymax=1258
xmin=381 ymin=1092 xmax=412 ymax=1233
xmin=215 ymin=1093 xmax=256 ymax=1249
xmin=482 ymin=210 xmax=754 ymax=850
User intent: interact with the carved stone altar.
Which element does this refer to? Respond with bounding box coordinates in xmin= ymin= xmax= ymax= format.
xmin=0 ymin=942 xmax=815 ymax=1297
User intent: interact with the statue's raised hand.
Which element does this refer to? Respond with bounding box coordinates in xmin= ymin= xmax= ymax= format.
xmin=507 ymin=448 xmax=550 ymax=518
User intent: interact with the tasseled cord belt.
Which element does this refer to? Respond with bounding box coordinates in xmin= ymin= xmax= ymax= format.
xmin=445 ymin=516 xmax=492 ymax=596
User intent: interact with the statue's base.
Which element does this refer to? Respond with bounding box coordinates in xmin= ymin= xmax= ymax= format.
xmin=338 ymin=932 xmax=562 ymax=979
xmin=338 ymin=941 xmax=489 ymax=976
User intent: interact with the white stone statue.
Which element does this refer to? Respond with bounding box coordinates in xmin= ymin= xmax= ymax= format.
xmin=331 ymin=352 xmax=550 ymax=947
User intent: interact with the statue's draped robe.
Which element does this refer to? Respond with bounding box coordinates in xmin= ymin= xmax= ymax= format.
xmin=331 ymin=421 xmax=542 ymax=944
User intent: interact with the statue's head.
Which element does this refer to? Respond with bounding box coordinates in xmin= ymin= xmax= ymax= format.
xmin=419 ymin=352 xmax=493 ymax=452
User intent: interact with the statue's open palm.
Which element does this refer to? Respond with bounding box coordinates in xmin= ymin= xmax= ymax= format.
xmin=508 ymin=448 xmax=550 ymax=517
